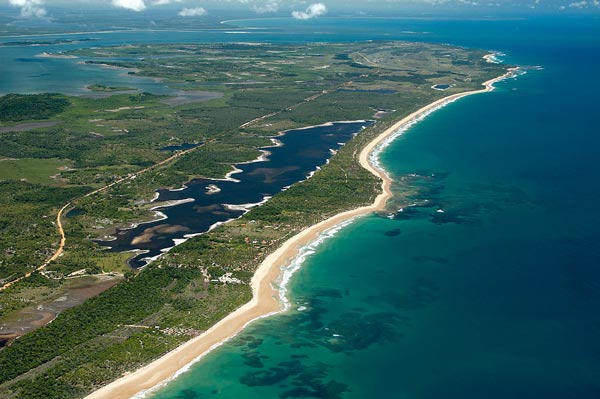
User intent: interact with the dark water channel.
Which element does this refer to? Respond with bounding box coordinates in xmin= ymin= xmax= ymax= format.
xmin=97 ymin=121 xmax=372 ymax=268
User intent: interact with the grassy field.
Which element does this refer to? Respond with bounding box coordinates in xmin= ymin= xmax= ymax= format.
xmin=0 ymin=158 xmax=72 ymax=185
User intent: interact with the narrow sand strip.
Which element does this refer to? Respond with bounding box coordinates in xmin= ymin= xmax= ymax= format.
xmin=86 ymin=67 xmax=516 ymax=399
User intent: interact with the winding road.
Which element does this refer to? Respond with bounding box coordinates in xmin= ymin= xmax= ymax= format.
xmin=0 ymin=144 xmax=201 ymax=292
xmin=0 ymin=83 xmax=352 ymax=292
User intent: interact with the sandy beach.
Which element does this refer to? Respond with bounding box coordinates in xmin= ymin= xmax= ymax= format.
xmin=85 ymin=66 xmax=516 ymax=399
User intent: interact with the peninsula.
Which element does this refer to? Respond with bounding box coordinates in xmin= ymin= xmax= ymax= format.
xmin=0 ymin=41 xmax=508 ymax=398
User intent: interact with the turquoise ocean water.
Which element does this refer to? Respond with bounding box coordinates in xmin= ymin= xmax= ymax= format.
xmin=148 ymin=17 xmax=600 ymax=399
xmin=2 ymin=15 xmax=599 ymax=399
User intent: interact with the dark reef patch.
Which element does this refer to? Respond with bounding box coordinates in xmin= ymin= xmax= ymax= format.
xmin=384 ymin=228 xmax=402 ymax=237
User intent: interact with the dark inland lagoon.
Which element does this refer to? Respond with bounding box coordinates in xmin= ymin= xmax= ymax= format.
xmin=97 ymin=121 xmax=371 ymax=268
xmin=147 ymin=16 xmax=600 ymax=399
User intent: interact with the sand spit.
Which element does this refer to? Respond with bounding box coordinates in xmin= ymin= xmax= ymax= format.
xmin=85 ymin=66 xmax=517 ymax=399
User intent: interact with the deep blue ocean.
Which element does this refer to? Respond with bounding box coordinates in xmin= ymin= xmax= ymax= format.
xmin=2 ymin=15 xmax=599 ymax=399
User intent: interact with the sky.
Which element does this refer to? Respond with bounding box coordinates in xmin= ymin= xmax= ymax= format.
xmin=2 ymin=0 xmax=599 ymax=21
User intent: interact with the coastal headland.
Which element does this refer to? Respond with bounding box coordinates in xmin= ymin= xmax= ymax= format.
xmin=0 ymin=41 xmax=509 ymax=398
xmin=85 ymin=66 xmax=517 ymax=399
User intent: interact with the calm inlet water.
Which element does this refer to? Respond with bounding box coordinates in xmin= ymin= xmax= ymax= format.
xmin=148 ymin=17 xmax=600 ymax=399
xmin=98 ymin=121 xmax=370 ymax=268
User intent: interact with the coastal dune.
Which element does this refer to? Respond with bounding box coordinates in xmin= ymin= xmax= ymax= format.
xmin=86 ymin=67 xmax=516 ymax=399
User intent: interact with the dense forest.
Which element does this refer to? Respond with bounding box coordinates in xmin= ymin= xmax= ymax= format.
xmin=0 ymin=94 xmax=70 ymax=122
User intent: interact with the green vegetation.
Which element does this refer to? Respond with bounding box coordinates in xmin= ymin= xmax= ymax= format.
xmin=0 ymin=94 xmax=70 ymax=122
xmin=0 ymin=181 xmax=92 ymax=288
xmin=0 ymin=41 xmax=507 ymax=398
xmin=86 ymin=84 xmax=135 ymax=92
xmin=0 ymin=158 xmax=72 ymax=185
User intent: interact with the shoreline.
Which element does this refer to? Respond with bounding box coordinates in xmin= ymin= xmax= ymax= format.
xmin=85 ymin=67 xmax=517 ymax=399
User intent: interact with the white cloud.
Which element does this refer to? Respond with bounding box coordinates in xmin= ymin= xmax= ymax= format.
xmin=568 ymin=0 xmax=600 ymax=6
xmin=568 ymin=0 xmax=587 ymax=7
xmin=291 ymin=3 xmax=328 ymax=19
xmin=423 ymin=0 xmax=480 ymax=5
xmin=252 ymin=0 xmax=280 ymax=13
xmin=152 ymin=0 xmax=183 ymax=5
xmin=8 ymin=0 xmax=47 ymax=18
xmin=112 ymin=0 xmax=147 ymax=12
xmin=178 ymin=7 xmax=207 ymax=16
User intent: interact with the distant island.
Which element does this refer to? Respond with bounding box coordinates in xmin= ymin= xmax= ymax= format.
xmin=86 ymin=84 xmax=136 ymax=92
xmin=0 ymin=38 xmax=97 ymax=47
